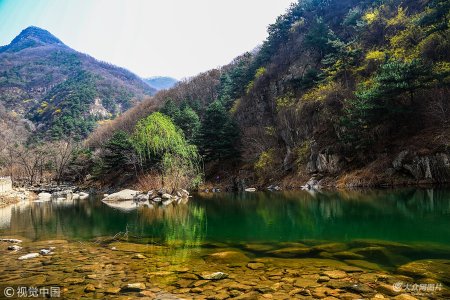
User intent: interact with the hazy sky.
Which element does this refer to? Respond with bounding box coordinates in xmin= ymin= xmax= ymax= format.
xmin=0 ymin=0 xmax=296 ymax=79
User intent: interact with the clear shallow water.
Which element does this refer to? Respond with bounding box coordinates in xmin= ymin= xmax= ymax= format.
xmin=1 ymin=188 xmax=450 ymax=268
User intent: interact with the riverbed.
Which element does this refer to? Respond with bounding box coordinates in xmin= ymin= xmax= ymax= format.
xmin=0 ymin=189 xmax=449 ymax=299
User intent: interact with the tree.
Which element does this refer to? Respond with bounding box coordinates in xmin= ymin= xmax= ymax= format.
xmin=131 ymin=112 xmax=201 ymax=189
xmin=98 ymin=131 xmax=138 ymax=177
xmin=199 ymin=101 xmax=239 ymax=161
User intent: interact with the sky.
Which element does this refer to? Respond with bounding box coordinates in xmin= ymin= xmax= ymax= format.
xmin=0 ymin=0 xmax=296 ymax=79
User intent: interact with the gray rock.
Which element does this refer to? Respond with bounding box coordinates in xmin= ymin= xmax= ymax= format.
xmin=7 ymin=245 xmax=22 ymax=251
xmin=199 ymin=272 xmax=229 ymax=280
xmin=103 ymin=189 xmax=138 ymax=201
xmin=18 ymin=253 xmax=40 ymax=260
xmin=38 ymin=192 xmax=52 ymax=201
xmin=245 ymin=188 xmax=256 ymax=192
xmin=151 ymin=197 xmax=162 ymax=203
xmin=39 ymin=249 xmax=52 ymax=255
xmin=120 ymin=282 xmax=146 ymax=292
xmin=161 ymin=193 xmax=172 ymax=200
xmin=0 ymin=238 xmax=22 ymax=243
xmin=134 ymin=193 xmax=149 ymax=202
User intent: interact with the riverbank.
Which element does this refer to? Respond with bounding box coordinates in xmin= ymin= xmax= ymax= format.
xmin=0 ymin=189 xmax=36 ymax=208
xmin=1 ymin=237 xmax=448 ymax=299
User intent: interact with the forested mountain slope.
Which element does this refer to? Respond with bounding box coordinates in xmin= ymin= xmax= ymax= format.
xmin=88 ymin=0 xmax=450 ymax=188
xmin=0 ymin=26 xmax=156 ymax=139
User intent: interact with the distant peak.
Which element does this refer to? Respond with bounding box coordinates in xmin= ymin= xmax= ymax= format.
xmin=12 ymin=26 xmax=63 ymax=45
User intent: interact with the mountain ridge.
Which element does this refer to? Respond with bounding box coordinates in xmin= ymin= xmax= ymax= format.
xmin=0 ymin=26 xmax=157 ymax=139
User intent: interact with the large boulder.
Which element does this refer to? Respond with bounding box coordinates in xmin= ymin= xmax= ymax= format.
xmin=392 ymin=150 xmax=450 ymax=182
xmin=103 ymin=189 xmax=139 ymax=201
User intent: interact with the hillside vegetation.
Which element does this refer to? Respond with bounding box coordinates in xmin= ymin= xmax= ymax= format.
xmin=86 ymin=0 xmax=450 ymax=190
xmin=0 ymin=26 xmax=156 ymax=140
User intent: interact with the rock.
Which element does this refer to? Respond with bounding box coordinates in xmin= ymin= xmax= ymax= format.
xmin=161 ymin=193 xmax=172 ymax=199
xmin=205 ymin=251 xmax=250 ymax=265
xmin=302 ymin=178 xmax=319 ymax=190
xmin=343 ymin=283 xmax=374 ymax=294
xmin=317 ymin=276 xmax=330 ymax=283
xmin=397 ymin=259 xmax=450 ymax=285
xmin=63 ymin=277 xmax=85 ymax=284
xmin=133 ymin=193 xmax=149 ymax=202
xmin=132 ymin=254 xmax=146 ymax=259
xmin=79 ymin=192 xmax=89 ymax=200
xmin=84 ymin=284 xmax=96 ymax=293
xmin=39 ymin=249 xmax=52 ymax=255
xmin=244 ymin=188 xmax=256 ymax=192
xmin=162 ymin=198 xmax=174 ymax=206
xmin=0 ymin=238 xmax=22 ymax=243
xmin=392 ymin=151 xmax=450 ymax=182
xmin=180 ymin=189 xmax=189 ymax=198
xmin=103 ymin=194 xmax=109 ymax=197
xmin=344 ymin=259 xmax=383 ymax=271
xmin=121 ymin=282 xmax=146 ymax=292
xmin=294 ymin=278 xmax=320 ymax=288
xmin=267 ymin=247 xmax=312 ymax=258
xmin=247 ymin=262 xmax=265 ymax=270
xmin=199 ymin=272 xmax=229 ymax=280
xmin=105 ymin=287 xmax=121 ymax=295
xmin=72 ymin=193 xmax=80 ymax=200
xmin=102 ymin=189 xmax=138 ymax=201
xmin=152 ymin=197 xmax=162 ymax=203
xmin=7 ymin=245 xmax=22 ymax=251
xmin=18 ymin=253 xmax=40 ymax=260
xmin=38 ymin=192 xmax=52 ymax=200
xmin=322 ymin=270 xmax=347 ymax=279
xmin=332 ymin=251 xmax=364 ymax=260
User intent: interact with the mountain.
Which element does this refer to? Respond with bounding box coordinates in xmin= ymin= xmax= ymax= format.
xmin=0 ymin=26 xmax=156 ymax=139
xmin=88 ymin=0 xmax=450 ymax=188
xmin=144 ymin=76 xmax=178 ymax=91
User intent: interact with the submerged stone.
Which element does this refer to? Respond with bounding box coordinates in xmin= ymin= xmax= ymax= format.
xmin=121 ymin=282 xmax=146 ymax=292
xmin=267 ymin=247 xmax=312 ymax=258
xmin=397 ymin=259 xmax=450 ymax=285
xmin=205 ymin=251 xmax=250 ymax=264
xmin=18 ymin=253 xmax=39 ymax=260
xmin=199 ymin=272 xmax=229 ymax=280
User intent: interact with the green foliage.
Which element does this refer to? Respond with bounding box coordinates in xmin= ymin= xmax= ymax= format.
xmin=199 ymin=101 xmax=239 ymax=161
xmin=161 ymin=100 xmax=201 ymax=143
xmin=97 ymin=131 xmax=136 ymax=176
xmin=131 ymin=112 xmax=201 ymax=188
xmin=30 ymin=71 xmax=98 ymax=140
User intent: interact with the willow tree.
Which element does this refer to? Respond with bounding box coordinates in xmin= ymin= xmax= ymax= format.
xmin=131 ymin=112 xmax=202 ymax=190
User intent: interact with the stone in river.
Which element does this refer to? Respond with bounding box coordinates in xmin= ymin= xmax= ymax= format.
xmin=105 ymin=287 xmax=121 ymax=295
xmin=132 ymin=254 xmax=146 ymax=259
xmin=7 ymin=245 xmax=22 ymax=251
xmin=39 ymin=249 xmax=52 ymax=255
xmin=322 ymin=270 xmax=347 ymax=279
xmin=1 ymin=238 xmax=22 ymax=243
xmin=102 ymin=189 xmax=139 ymax=201
xmin=205 ymin=251 xmax=250 ymax=264
xmin=267 ymin=247 xmax=312 ymax=258
xmin=84 ymin=284 xmax=96 ymax=293
xmin=120 ymin=282 xmax=146 ymax=292
xmin=199 ymin=272 xmax=229 ymax=280
xmin=18 ymin=253 xmax=40 ymax=260
xmin=397 ymin=259 xmax=450 ymax=285
xmin=247 ymin=262 xmax=265 ymax=270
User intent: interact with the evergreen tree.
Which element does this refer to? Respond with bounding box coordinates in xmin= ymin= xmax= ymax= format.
xmin=199 ymin=101 xmax=239 ymax=161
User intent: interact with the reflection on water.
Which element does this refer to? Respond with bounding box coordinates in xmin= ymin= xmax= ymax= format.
xmin=1 ymin=188 xmax=450 ymax=248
